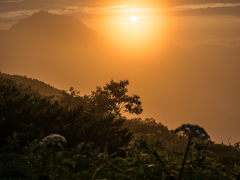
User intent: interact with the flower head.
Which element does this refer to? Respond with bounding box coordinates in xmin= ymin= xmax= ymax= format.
xmin=42 ymin=134 xmax=67 ymax=147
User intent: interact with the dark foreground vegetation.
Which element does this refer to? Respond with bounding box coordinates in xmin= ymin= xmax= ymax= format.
xmin=1 ymin=75 xmax=240 ymax=179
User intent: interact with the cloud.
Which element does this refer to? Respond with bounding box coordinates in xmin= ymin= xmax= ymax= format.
xmin=174 ymin=3 xmax=240 ymax=10
xmin=1 ymin=0 xmax=240 ymax=12
xmin=0 ymin=0 xmax=24 ymax=3
xmin=0 ymin=0 xmax=240 ymax=17
xmin=168 ymin=6 xmax=240 ymax=17
xmin=147 ymin=0 xmax=240 ymax=8
xmin=1 ymin=0 xmax=240 ymax=31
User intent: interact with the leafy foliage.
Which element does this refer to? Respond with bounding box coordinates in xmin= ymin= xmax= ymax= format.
xmin=2 ymin=131 xmax=240 ymax=180
xmin=172 ymin=124 xmax=210 ymax=140
xmin=88 ymin=80 xmax=143 ymax=115
xmin=1 ymin=76 xmax=240 ymax=179
xmin=123 ymin=117 xmax=176 ymax=142
xmin=171 ymin=124 xmax=212 ymax=180
xmin=59 ymin=79 xmax=143 ymax=116
xmin=0 ymin=77 xmax=132 ymax=154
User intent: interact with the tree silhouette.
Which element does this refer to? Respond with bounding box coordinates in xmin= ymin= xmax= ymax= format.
xmin=172 ymin=124 xmax=210 ymax=180
xmin=88 ymin=79 xmax=143 ymax=116
xmin=0 ymin=77 xmax=133 ymax=154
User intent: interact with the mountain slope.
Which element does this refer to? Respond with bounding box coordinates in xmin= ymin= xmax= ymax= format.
xmin=0 ymin=72 xmax=61 ymax=96
xmin=0 ymin=10 xmax=113 ymax=91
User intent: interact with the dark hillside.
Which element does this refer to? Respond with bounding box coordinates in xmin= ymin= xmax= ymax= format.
xmin=0 ymin=72 xmax=61 ymax=97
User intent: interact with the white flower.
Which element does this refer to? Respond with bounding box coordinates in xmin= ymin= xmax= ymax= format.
xmin=42 ymin=134 xmax=67 ymax=146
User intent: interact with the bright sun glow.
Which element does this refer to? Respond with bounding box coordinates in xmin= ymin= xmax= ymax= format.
xmin=129 ymin=16 xmax=138 ymax=22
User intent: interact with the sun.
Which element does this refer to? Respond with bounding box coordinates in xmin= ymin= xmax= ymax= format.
xmin=129 ymin=16 xmax=138 ymax=22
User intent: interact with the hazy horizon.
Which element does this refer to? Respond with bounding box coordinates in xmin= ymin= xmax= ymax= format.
xmin=1 ymin=1 xmax=240 ymax=144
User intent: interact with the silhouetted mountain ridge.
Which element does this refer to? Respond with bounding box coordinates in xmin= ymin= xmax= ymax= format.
xmin=9 ymin=10 xmax=104 ymax=46
xmin=0 ymin=72 xmax=61 ymax=97
xmin=0 ymin=10 xmax=116 ymax=89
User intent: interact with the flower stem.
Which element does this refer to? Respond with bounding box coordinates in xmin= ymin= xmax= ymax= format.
xmin=53 ymin=147 xmax=56 ymax=163
xmin=42 ymin=149 xmax=46 ymax=166
xmin=179 ymin=137 xmax=191 ymax=180
xmin=153 ymin=151 xmax=174 ymax=180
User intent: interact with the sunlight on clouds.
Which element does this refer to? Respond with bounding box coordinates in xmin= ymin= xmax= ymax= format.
xmin=73 ymin=4 xmax=167 ymax=46
xmin=80 ymin=7 xmax=104 ymax=14
xmin=174 ymin=3 xmax=240 ymax=10
xmin=0 ymin=0 xmax=24 ymax=3
xmin=54 ymin=5 xmax=137 ymax=15
xmin=4 ymin=1 xmax=239 ymax=48
xmin=107 ymin=7 xmax=157 ymax=13
xmin=0 ymin=2 xmax=168 ymax=47
xmin=109 ymin=5 xmax=128 ymax=9
xmin=0 ymin=10 xmax=34 ymax=19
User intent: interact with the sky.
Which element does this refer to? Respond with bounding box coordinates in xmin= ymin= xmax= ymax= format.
xmin=1 ymin=0 xmax=240 ymax=143
xmin=1 ymin=0 xmax=240 ymax=47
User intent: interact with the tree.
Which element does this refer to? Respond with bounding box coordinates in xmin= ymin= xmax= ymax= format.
xmin=172 ymin=124 xmax=210 ymax=180
xmin=0 ymin=77 xmax=133 ymax=154
xmin=87 ymin=80 xmax=143 ymax=116
xmin=59 ymin=87 xmax=85 ymax=108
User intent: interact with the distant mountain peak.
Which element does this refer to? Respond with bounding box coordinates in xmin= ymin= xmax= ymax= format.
xmin=7 ymin=10 xmax=105 ymax=44
xmin=37 ymin=10 xmax=49 ymax=14
xmin=31 ymin=10 xmax=50 ymax=17
xmin=11 ymin=10 xmax=86 ymax=31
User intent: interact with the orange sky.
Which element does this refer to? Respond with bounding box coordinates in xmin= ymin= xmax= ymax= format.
xmin=1 ymin=0 xmax=240 ymax=144
xmin=1 ymin=1 xmax=240 ymax=47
